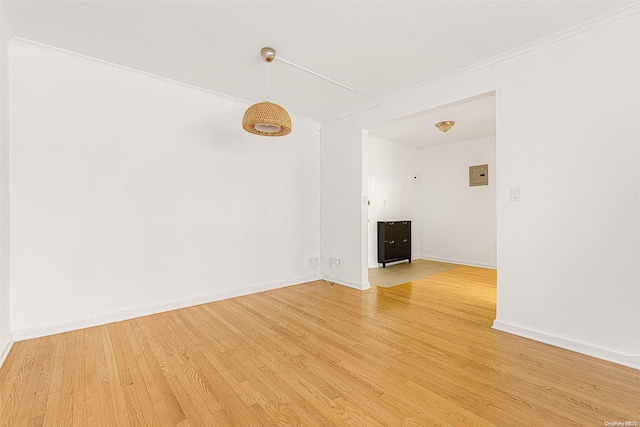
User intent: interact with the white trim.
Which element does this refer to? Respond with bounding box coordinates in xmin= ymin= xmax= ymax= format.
xmin=0 ymin=333 xmax=13 ymax=369
xmin=492 ymin=321 xmax=640 ymax=371
xmin=10 ymin=38 xmax=248 ymax=103
xmin=323 ymin=2 xmax=640 ymax=125
xmin=12 ymin=275 xmax=320 ymax=342
xmin=368 ymin=256 xmax=495 ymax=270
xmin=368 ymin=254 xmax=424 ymax=269
xmin=322 ymin=275 xmax=371 ymax=291
xmin=319 ymin=126 xmax=325 ymax=287
xmin=417 ymin=255 xmax=496 ymax=270
xmin=9 ymin=38 xmax=325 ymax=125
xmin=371 ymin=259 xmax=413 ymax=269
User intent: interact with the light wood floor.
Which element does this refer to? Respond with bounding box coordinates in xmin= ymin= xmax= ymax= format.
xmin=1 ymin=267 xmax=638 ymax=426
xmin=368 ymin=259 xmax=458 ymax=287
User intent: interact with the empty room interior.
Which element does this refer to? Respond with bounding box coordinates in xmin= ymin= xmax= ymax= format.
xmin=0 ymin=1 xmax=639 ymax=426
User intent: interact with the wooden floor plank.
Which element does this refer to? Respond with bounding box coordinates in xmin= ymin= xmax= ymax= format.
xmin=1 ymin=266 xmax=639 ymax=426
xmin=83 ymin=327 xmax=101 ymax=427
xmin=27 ymin=334 xmax=56 ymax=424
xmin=130 ymin=318 xmax=187 ymax=425
xmin=10 ymin=335 xmax=58 ymax=426
xmin=0 ymin=340 xmax=30 ymax=391
xmin=71 ymin=329 xmax=87 ymax=426
xmin=92 ymin=325 xmax=117 ymax=427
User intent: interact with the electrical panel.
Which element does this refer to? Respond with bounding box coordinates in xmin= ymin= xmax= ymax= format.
xmin=469 ymin=164 xmax=488 ymax=186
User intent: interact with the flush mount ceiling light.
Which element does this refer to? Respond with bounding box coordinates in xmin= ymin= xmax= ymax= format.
xmin=242 ymin=47 xmax=292 ymax=137
xmin=436 ymin=121 xmax=455 ymax=133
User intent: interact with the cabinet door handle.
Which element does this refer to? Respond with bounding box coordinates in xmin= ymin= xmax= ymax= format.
xmin=389 ymin=240 xmax=395 ymax=244
xmin=403 ymin=221 xmax=408 ymax=224
xmin=403 ymin=239 xmax=408 ymax=243
xmin=389 ymin=222 xmax=395 ymax=225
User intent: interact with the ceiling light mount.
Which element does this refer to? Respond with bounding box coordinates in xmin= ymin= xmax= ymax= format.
xmin=261 ymin=47 xmax=276 ymax=63
xmin=436 ymin=121 xmax=455 ymax=133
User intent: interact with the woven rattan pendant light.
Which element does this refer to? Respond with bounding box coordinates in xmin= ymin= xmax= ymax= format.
xmin=242 ymin=48 xmax=292 ymax=137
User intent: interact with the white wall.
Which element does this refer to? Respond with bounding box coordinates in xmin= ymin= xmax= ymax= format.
xmin=0 ymin=4 xmax=13 ymax=363
xmin=367 ymin=134 xmax=496 ymax=270
xmin=367 ymin=136 xmax=421 ymax=267
xmin=419 ymin=136 xmax=496 ymax=268
xmin=9 ymin=41 xmax=321 ymax=337
xmin=321 ymin=10 xmax=640 ymax=368
xmin=321 ymin=123 xmax=368 ymax=289
xmin=493 ymin=12 xmax=640 ymax=364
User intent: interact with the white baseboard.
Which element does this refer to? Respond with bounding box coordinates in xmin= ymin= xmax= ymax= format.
xmin=0 ymin=333 xmax=13 ymax=369
xmin=12 ymin=274 xmax=321 ymax=342
xmin=492 ymin=321 xmax=640 ymax=371
xmin=322 ymin=275 xmax=371 ymax=291
xmin=418 ymin=255 xmax=496 ymax=270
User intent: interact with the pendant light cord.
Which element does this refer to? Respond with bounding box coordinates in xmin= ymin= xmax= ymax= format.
xmin=274 ymin=56 xmax=376 ymax=101
xmin=265 ymin=60 xmax=270 ymax=101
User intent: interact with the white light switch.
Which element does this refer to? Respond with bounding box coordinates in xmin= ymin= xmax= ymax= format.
xmin=510 ymin=187 xmax=522 ymax=202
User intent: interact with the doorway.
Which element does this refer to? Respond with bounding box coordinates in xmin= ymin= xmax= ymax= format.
xmin=365 ymin=92 xmax=497 ymax=285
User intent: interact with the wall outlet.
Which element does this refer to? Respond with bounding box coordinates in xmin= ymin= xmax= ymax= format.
xmin=327 ymin=257 xmax=340 ymax=267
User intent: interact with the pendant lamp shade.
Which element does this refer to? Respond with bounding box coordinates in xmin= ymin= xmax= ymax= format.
xmin=242 ymin=101 xmax=292 ymax=136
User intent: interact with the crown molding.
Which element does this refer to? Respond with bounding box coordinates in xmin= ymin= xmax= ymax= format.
xmin=9 ymin=37 xmax=322 ymax=125
xmin=322 ymin=2 xmax=640 ymax=126
xmin=11 ymin=37 xmax=252 ymax=104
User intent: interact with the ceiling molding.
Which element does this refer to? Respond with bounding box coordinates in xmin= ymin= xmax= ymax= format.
xmin=10 ymin=37 xmax=254 ymax=105
xmin=322 ymin=2 xmax=640 ymax=126
xmin=5 ymin=2 xmax=637 ymax=126
xmin=10 ymin=36 xmax=322 ymax=125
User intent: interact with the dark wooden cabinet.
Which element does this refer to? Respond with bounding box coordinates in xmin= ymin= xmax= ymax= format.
xmin=377 ymin=221 xmax=411 ymax=268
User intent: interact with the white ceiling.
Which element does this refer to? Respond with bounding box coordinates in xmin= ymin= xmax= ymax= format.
xmin=2 ymin=0 xmax=634 ymax=132
xmin=369 ymin=92 xmax=496 ymax=148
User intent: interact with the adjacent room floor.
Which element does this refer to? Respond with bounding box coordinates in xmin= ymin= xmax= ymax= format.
xmin=1 ymin=266 xmax=638 ymax=426
xmin=367 ymin=258 xmax=460 ymax=287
